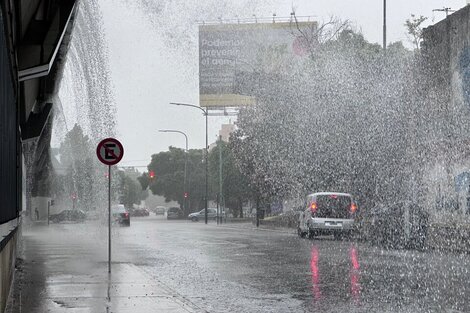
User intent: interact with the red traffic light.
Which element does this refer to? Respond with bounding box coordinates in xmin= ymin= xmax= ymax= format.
xmin=149 ymin=170 xmax=155 ymax=179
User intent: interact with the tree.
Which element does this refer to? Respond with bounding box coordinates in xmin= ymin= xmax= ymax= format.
xmin=208 ymin=139 xmax=253 ymax=218
xmin=55 ymin=124 xmax=96 ymax=210
xmin=405 ymin=14 xmax=428 ymax=50
xmin=290 ymin=15 xmax=352 ymax=59
xmin=140 ymin=147 xmax=205 ymax=213
xmin=117 ymin=170 xmax=147 ymax=208
xmin=231 ymin=28 xmax=422 ymax=211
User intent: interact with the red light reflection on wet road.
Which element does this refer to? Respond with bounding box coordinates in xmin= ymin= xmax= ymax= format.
xmin=310 ymin=245 xmax=322 ymax=301
xmin=350 ymin=246 xmax=361 ymax=304
xmin=310 ymin=244 xmax=361 ymax=304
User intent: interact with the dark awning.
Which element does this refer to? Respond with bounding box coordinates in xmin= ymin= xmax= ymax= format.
xmin=17 ymin=0 xmax=77 ymax=82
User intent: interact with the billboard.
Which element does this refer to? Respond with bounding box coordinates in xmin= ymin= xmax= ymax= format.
xmin=199 ymin=21 xmax=316 ymax=108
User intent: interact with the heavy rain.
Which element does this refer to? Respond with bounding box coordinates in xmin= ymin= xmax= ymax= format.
xmin=1 ymin=0 xmax=470 ymax=312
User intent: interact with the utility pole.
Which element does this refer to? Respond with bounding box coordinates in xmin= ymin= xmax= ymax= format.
xmin=432 ymin=7 xmax=455 ymax=18
xmin=383 ymin=0 xmax=387 ymax=51
xmin=218 ymin=135 xmax=223 ymax=224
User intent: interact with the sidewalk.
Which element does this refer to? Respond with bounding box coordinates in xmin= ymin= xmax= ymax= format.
xmin=5 ymin=224 xmax=199 ymax=313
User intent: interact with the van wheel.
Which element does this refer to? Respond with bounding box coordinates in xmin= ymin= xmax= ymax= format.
xmin=307 ymin=227 xmax=316 ymax=239
xmin=297 ymin=227 xmax=306 ymax=238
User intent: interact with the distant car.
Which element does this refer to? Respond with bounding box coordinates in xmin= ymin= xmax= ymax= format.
xmin=188 ymin=208 xmax=218 ymax=222
xmin=49 ymin=210 xmax=86 ymax=223
xmin=130 ymin=208 xmax=150 ymax=217
xmin=112 ymin=204 xmax=130 ymax=226
xmin=154 ymin=206 xmax=166 ymax=215
xmin=167 ymin=207 xmax=183 ymax=219
xmin=298 ymin=192 xmax=358 ymax=239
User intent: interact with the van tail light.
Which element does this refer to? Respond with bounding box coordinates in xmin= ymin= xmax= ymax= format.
xmin=350 ymin=203 xmax=357 ymax=214
xmin=310 ymin=202 xmax=318 ymax=213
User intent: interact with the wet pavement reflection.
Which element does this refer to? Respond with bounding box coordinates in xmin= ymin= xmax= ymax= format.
xmin=310 ymin=244 xmax=361 ymax=307
xmin=349 ymin=246 xmax=361 ymax=305
xmin=10 ymin=217 xmax=470 ymax=313
xmin=116 ymin=219 xmax=470 ymax=312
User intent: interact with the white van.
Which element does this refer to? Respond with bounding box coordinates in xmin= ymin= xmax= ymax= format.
xmin=297 ymin=192 xmax=358 ymax=239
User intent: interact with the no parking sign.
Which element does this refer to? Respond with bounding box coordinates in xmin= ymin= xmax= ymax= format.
xmin=96 ymin=137 xmax=124 ymax=275
xmin=96 ymin=138 xmax=124 ymax=166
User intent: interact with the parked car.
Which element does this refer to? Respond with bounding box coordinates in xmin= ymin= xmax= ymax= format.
xmin=49 ymin=210 xmax=86 ymax=223
xmin=188 ymin=208 xmax=218 ymax=222
xmin=154 ymin=206 xmax=166 ymax=215
xmin=130 ymin=207 xmax=150 ymax=217
xmin=167 ymin=207 xmax=184 ymax=219
xmin=298 ymin=192 xmax=358 ymax=239
xmin=112 ymin=204 xmax=130 ymax=226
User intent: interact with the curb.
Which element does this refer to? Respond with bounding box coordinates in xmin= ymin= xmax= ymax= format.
xmin=213 ymin=222 xmax=296 ymax=234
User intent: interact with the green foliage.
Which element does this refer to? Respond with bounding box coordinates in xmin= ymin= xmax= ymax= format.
xmin=208 ymin=140 xmax=253 ymax=217
xmin=405 ymin=14 xmax=428 ymax=50
xmin=143 ymin=147 xmax=205 ymax=212
xmin=137 ymin=173 xmax=150 ymax=190
xmin=117 ymin=170 xmax=144 ymax=208
xmin=138 ymin=142 xmax=253 ymax=217
xmin=232 ymin=28 xmax=419 ymax=210
xmin=55 ymin=124 xmax=95 ymax=210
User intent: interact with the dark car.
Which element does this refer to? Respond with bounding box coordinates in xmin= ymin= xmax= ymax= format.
xmin=130 ymin=208 xmax=150 ymax=217
xmin=112 ymin=205 xmax=130 ymax=226
xmin=49 ymin=210 xmax=86 ymax=223
xmin=167 ymin=207 xmax=183 ymax=219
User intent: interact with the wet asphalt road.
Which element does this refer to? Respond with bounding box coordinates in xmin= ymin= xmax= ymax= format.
xmin=30 ymin=216 xmax=470 ymax=312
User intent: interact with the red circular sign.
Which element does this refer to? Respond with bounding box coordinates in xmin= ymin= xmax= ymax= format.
xmin=96 ymin=138 xmax=124 ymax=166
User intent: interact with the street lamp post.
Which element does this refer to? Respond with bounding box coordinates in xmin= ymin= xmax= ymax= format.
xmin=383 ymin=0 xmax=387 ymax=51
xmin=158 ymin=129 xmax=189 ymax=215
xmin=170 ymin=102 xmax=209 ymax=224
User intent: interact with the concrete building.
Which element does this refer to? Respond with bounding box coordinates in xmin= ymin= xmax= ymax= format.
xmin=208 ymin=122 xmax=236 ymax=151
xmin=421 ymin=5 xmax=470 ymax=219
xmin=219 ymin=123 xmax=236 ymax=142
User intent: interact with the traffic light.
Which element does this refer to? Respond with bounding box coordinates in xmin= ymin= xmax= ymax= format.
xmin=149 ymin=170 xmax=155 ymax=179
xmin=184 ymin=192 xmax=188 ymax=198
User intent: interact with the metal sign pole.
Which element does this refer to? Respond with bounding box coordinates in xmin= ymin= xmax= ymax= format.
xmin=108 ymin=165 xmax=111 ymax=274
xmin=96 ymin=137 xmax=124 ymax=275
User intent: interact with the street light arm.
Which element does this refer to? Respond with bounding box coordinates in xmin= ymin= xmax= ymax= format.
xmin=158 ymin=129 xmax=188 ymax=151
xmin=170 ymin=101 xmax=209 ymax=224
xmin=170 ymin=102 xmax=207 ymax=115
xmin=158 ymin=129 xmax=190 ymax=216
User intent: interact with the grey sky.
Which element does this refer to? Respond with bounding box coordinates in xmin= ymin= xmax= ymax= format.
xmin=99 ymin=0 xmax=468 ymax=168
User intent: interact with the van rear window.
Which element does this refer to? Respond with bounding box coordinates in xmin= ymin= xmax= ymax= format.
xmin=315 ymin=195 xmax=352 ymax=218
